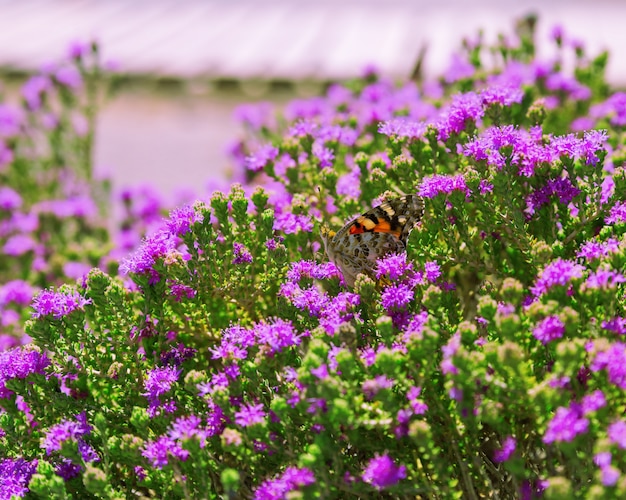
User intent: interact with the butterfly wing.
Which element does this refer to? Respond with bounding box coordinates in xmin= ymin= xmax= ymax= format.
xmin=324 ymin=195 xmax=424 ymax=287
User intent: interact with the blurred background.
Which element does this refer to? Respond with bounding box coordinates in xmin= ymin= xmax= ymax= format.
xmin=0 ymin=0 xmax=624 ymax=201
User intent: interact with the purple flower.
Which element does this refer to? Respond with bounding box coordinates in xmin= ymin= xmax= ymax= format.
xmin=35 ymin=196 xmax=97 ymax=218
xmin=362 ymin=454 xmax=407 ymax=490
xmin=444 ymin=53 xmax=475 ymax=83
xmin=55 ymin=66 xmax=82 ymax=89
xmin=378 ymin=118 xmax=427 ymax=139
xmin=0 ymin=104 xmax=24 ymax=138
xmin=418 ymin=174 xmax=469 ymax=199
xmin=21 ymin=75 xmax=50 ymax=110
xmin=0 ymin=458 xmax=38 ymax=499
xmin=168 ymin=282 xmax=196 ymax=302
xmin=143 ymin=366 xmax=180 ymax=417
xmin=232 ymin=242 xmax=253 ymax=265
xmin=235 ymin=402 xmax=266 ymax=427
xmin=585 ymin=268 xmax=626 ymax=289
xmin=591 ymin=92 xmax=626 ymax=127
xmin=169 ymin=415 xmax=208 ymax=446
xmin=606 ymin=201 xmax=626 ymax=225
xmin=42 ymin=412 xmax=92 ymax=454
xmin=436 ymin=91 xmax=483 ymax=141
xmin=3 ymin=234 xmax=36 ymax=256
xmin=602 ymin=317 xmax=626 ymax=335
xmin=0 ymin=280 xmax=35 ymax=307
xmin=533 ymin=316 xmax=565 ymax=345
xmin=424 ymin=261 xmax=441 ymax=283
xmin=376 ymin=253 xmax=413 ymax=281
xmin=543 ymin=404 xmax=589 ymax=443
xmin=362 ymin=375 xmax=394 ymax=400
xmin=530 ymin=259 xmax=584 ymax=297
xmin=336 ymin=166 xmax=361 ymax=199
xmin=167 ymin=205 xmax=203 ymax=236
xmin=0 ymin=186 xmax=21 ymax=210
xmin=31 ymin=288 xmax=91 ymax=319
xmin=234 ymin=102 xmax=275 ymax=131
xmin=481 ymin=86 xmax=524 ymax=106
xmin=608 ymin=420 xmax=626 ymax=449
xmin=381 ymin=284 xmax=414 ymax=310
xmin=246 ymin=144 xmax=279 ymax=172
xmin=493 ymin=436 xmax=516 ymax=463
xmin=119 ymin=229 xmax=177 ymax=277
xmin=526 ymin=178 xmax=580 ymax=216
xmin=407 ymin=385 xmax=428 ymax=414
xmin=312 ymin=140 xmax=334 ymax=167
xmin=591 ymin=342 xmax=626 ymax=389
xmin=581 ymin=390 xmax=606 ymax=414
xmin=254 ymin=319 xmax=301 ymax=354
xmin=63 ymin=261 xmax=91 ymax=280
xmin=577 ymin=239 xmax=619 ymax=261
xmin=0 ymin=348 xmax=49 ymax=397
xmin=273 ymin=211 xmax=313 ymax=234
xmin=142 ymin=435 xmax=189 ymax=469
xmin=253 ymin=466 xmax=315 ymax=499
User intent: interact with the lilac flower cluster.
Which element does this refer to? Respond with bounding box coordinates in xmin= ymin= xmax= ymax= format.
xmin=253 ymin=466 xmax=315 ymax=499
xmin=361 ymin=454 xmax=407 ymax=490
xmin=31 ymin=288 xmax=91 ymax=319
xmin=0 ymin=347 xmax=49 ymax=398
xmin=279 ymin=260 xmax=362 ymax=335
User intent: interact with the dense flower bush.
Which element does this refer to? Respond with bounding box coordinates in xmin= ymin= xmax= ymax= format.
xmin=3 ymin=18 xmax=626 ymax=498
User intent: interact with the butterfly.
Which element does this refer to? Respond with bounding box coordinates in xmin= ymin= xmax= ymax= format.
xmin=320 ymin=195 xmax=424 ymax=287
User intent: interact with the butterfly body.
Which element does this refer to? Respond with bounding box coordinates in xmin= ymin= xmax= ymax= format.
xmin=321 ymin=195 xmax=424 ymax=287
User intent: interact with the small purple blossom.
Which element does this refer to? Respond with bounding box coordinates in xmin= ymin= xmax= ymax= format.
xmin=577 ymin=239 xmax=619 ymax=261
xmin=42 ymin=412 xmax=92 ymax=454
xmin=543 ymin=404 xmax=589 ymax=443
xmin=235 ymin=403 xmax=266 ymax=427
xmin=3 ymin=234 xmax=36 ymax=256
xmin=312 ymin=140 xmax=334 ymax=167
xmin=167 ymin=205 xmax=203 ymax=236
xmin=581 ymin=390 xmax=606 ymax=414
xmin=55 ymin=66 xmax=82 ymax=89
xmin=585 ymin=268 xmax=626 ymax=289
xmin=381 ymin=284 xmax=414 ymax=310
xmin=436 ymin=91 xmax=483 ymax=141
xmin=530 ymin=259 xmax=584 ymax=297
xmin=602 ymin=317 xmax=626 ymax=335
xmin=362 ymin=375 xmax=394 ymax=400
xmin=119 ymin=229 xmax=177 ymax=278
xmin=481 ymin=86 xmax=524 ymax=106
xmin=142 ymin=435 xmax=189 ymax=468
xmin=0 ymin=186 xmax=22 ymax=210
xmin=246 ymin=144 xmax=279 ymax=172
xmin=533 ymin=316 xmax=565 ymax=345
xmin=0 ymin=280 xmax=35 ymax=307
xmin=0 ymin=458 xmax=38 ymax=499
xmin=606 ymin=201 xmax=626 ymax=225
xmin=375 ymin=253 xmax=414 ymax=281
xmin=0 ymin=348 xmax=49 ymax=399
xmin=493 ymin=436 xmax=517 ymax=463
xmin=591 ymin=342 xmax=626 ymax=389
xmin=253 ymin=466 xmax=315 ymax=500
xmin=232 ymin=242 xmax=253 ymax=265
xmin=362 ymin=454 xmax=407 ymax=490
xmin=608 ymin=420 xmax=626 ymax=449
xmin=254 ymin=318 xmax=301 ymax=354
xmin=418 ymin=174 xmax=469 ymax=198
xmin=424 ymin=261 xmax=441 ymax=282
xmin=143 ymin=366 xmax=180 ymax=417
xmin=31 ymin=288 xmax=91 ymax=319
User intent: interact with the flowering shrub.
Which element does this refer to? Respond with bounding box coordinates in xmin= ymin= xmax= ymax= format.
xmin=0 ymin=41 xmax=116 ymax=348
xmin=3 ymin=19 xmax=626 ymax=499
